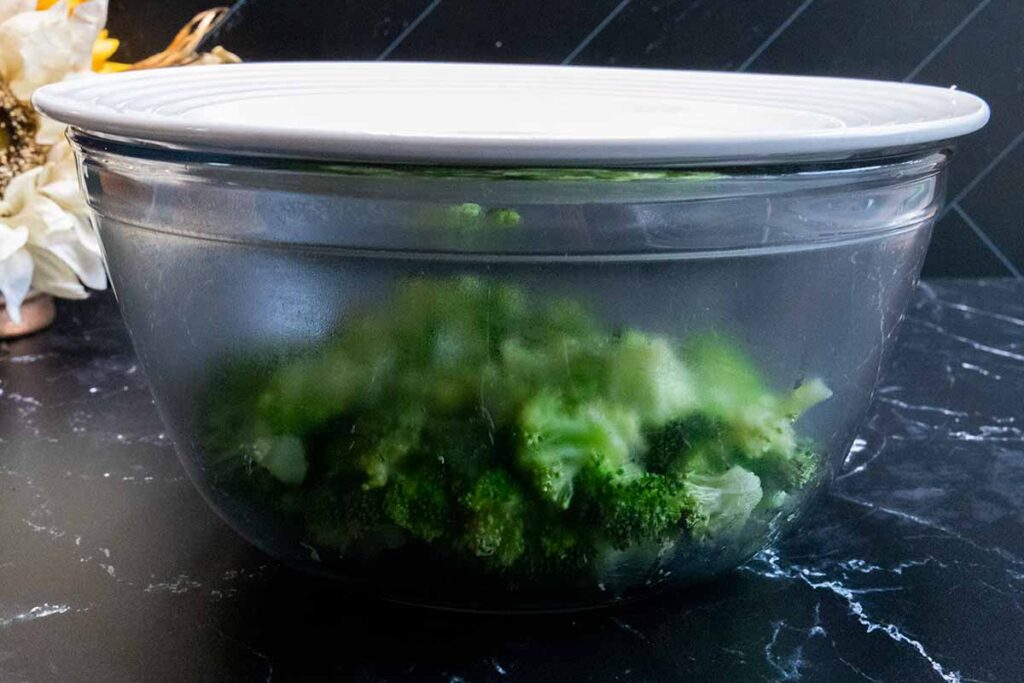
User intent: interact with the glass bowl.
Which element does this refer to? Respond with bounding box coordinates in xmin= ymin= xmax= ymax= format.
xmin=70 ymin=133 xmax=947 ymax=610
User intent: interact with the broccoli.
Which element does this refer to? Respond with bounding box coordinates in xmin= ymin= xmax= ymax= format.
xmin=351 ymin=410 xmax=426 ymax=489
xmin=321 ymin=163 xmax=721 ymax=183
xmin=462 ymin=470 xmax=527 ymax=568
xmin=383 ymin=467 xmax=452 ymax=542
xmin=746 ymin=443 xmax=820 ymax=494
xmin=606 ymin=331 xmax=697 ymax=426
xmin=485 ymin=207 xmax=522 ymax=227
xmin=644 ymin=413 xmax=731 ymax=475
xmin=686 ymin=339 xmax=832 ymax=460
xmin=257 ymin=353 xmax=365 ymax=435
xmin=524 ymin=520 xmax=595 ymax=576
xmin=250 ymin=435 xmax=308 ymax=485
xmin=200 ymin=276 xmax=831 ymax=581
xmin=577 ymin=470 xmax=692 ymax=549
xmin=304 ymin=483 xmax=387 ymax=551
xmin=419 ymin=203 xmax=522 ymax=231
xmin=446 ymin=202 xmax=484 ymax=227
xmin=517 ymin=391 xmax=642 ymax=508
xmin=684 ymin=466 xmax=764 ymax=539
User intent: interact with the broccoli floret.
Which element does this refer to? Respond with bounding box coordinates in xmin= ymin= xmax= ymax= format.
xmin=304 ymin=484 xmax=387 ymax=551
xmin=420 ymin=416 xmax=496 ymax=492
xmin=499 ymin=337 xmax=557 ymax=401
xmin=462 ymin=470 xmax=527 ymax=568
xmin=485 ymin=207 xmax=522 ymax=227
xmin=647 ymin=406 xmax=824 ymax=500
xmin=257 ymin=354 xmax=366 ymax=435
xmin=418 ymin=203 xmax=522 ymax=231
xmin=724 ymin=382 xmax=829 ymax=462
xmin=606 ymin=331 xmax=697 ymax=426
xmin=498 ymin=297 xmax=611 ymax=406
xmin=745 ymin=442 xmax=820 ymax=493
xmin=443 ymin=202 xmax=484 ymax=228
xmin=687 ymin=339 xmax=831 ymax=461
xmin=685 ymin=466 xmax=763 ymax=539
xmin=517 ymin=391 xmax=642 ymax=508
xmin=524 ymin=521 xmax=594 ymax=575
xmin=532 ymin=297 xmax=604 ymax=345
xmin=578 ymin=470 xmax=692 ymax=549
xmin=499 ymin=337 xmax=607 ymax=407
xmin=644 ymin=413 xmax=730 ymax=474
xmin=383 ymin=467 xmax=452 ymax=542
xmin=687 ymin=338 xmax=768 ymax=409
xmin=250 ymin=435 xmax=308 ymax=485
xmin=352 ymin=410 xmax=426 ymax=489
xmin=780 ymin=378 xmax=833 ymax=419
xmin=436 ymin=204 xmax=522 ymax=229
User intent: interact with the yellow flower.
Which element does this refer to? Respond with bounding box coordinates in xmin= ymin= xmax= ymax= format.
xmin=35 ymin=0 xmax=85 ymax=9
xmin=34 ymin=0 xmax=128 ymax=72
xmin=92 ymin=27 xmax=127 ymax=72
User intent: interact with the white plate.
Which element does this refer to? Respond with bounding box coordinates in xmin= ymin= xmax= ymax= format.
xmin=33 ymin=62 xmax=989 ymax=166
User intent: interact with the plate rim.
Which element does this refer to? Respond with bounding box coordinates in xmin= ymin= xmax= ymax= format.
xmin=33 ymin=61 xmax=991 ymax=167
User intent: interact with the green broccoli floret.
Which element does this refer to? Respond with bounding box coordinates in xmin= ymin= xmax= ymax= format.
xmin=462 ymin=470 xmax=527 ymax=568
xmin=250 ymin=435 xmax=308 ymax=485
xmin=444 ymin=202 xmax=484 ymax=228
xmin=532 ymin=297 xmax=604 ymax=345
xmin=525 ymin=521 xmax=594 ymax=575
xmin=746 ymin=442 xmax=820 ymax=494
xmin=497 ymin=297 xmax=610 ymax=406
xmin=420 ymin=416 xmax=496 ymax=492
xmin=644 ymin=413 xmax=731 ymax=474
xmin=687 ymin=339 xmax=832 ymax=460
xmin=353 ymin=410 xmax=426 ymax=489
xmin=498 ymin=337 xmax=557 ymax=401
xmin=485 ymin=207 xmax=522 ymax=227
xmin=685 ymin=466 xmax=763 ymax=539
xmin=304 ymin=484 xmax=387 ymax=551
xmin=646 ymin=391 xmax=826 ymax=498
xmin=517 ymin=391 xmax=642 ymax=508
xmin=606 ymin=331 xmax=697 ymax=426
xmin=687 ymin=338 xmax=768 ymax=406
xmin=257 ymin=353 xmax=365 ymax=435
xmin=418 ymin=203 xmax=522 ymax=231
xmin=411 ymin=200 xmax=483 ymax=229
xmin=383 ymin=467 xmax=452 ymax=542
xmin=578 ymin=470 xmax=692 ymax=549
xmin=780 ymin=378 xmax=833 ymax=419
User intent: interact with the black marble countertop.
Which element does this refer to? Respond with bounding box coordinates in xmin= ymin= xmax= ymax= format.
xmin=2 ymin=279 xmax=1022 ymax=682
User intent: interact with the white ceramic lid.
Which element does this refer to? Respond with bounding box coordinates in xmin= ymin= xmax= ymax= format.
xmin=33 ymin=62 xmax=989 ymax=167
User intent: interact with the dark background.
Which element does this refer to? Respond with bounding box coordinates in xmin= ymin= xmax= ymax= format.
xmin=105 ymin=0 xmax=1024 ymax=279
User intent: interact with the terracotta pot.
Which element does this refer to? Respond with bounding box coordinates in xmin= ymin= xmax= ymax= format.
xmin=0 ymin=292 xmax=56 ymax=339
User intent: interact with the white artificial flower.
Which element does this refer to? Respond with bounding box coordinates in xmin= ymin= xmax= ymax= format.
xmin=35 ymin=111 xmax=65 ymax=145
xmin=0 ymin=0 xmax=107 ymax=100
xmin=0 ymin=0 xmax=34 ymax=26
xmin=0 ymin=222 xmax=32 ymax=319
xmin=0 ymin=0 xmax=109 ymax=322
xmin=0 ymin=149 xmax=105 ymax=301
xmin=0 ymin=134 xmax=107 ymax=322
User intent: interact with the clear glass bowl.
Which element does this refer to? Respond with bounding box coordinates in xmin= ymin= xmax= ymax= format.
xmin=73 ymin=132 xmax=947 ymax=611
